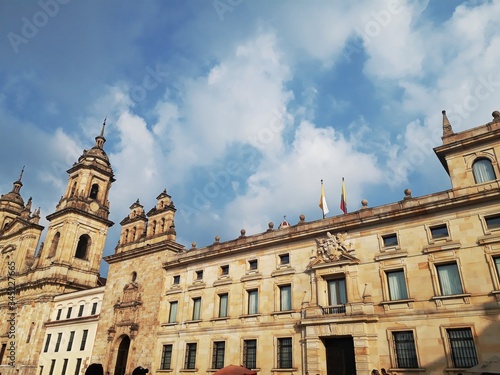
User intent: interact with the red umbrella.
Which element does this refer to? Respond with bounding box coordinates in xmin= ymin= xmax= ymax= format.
xmin=213 ymin=365 xmax=257 ymax=375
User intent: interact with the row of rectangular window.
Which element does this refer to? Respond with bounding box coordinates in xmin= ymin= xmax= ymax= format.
xmin=159 ymin=327 xmax=477 ymax=371
xmin=383 ymin=258 xmax=500 ymax=302
xmin=44 ymin=357 xmax=82 ymax=375
xmin=382 ymin=214 xmax=500 ymax=248
xmin=173 ymin=215 xmax=500 ymax=287
xmin=55 ymin=302 xmax=98 ymax=320
xmin=167 ymin=285 xmax=292 ymax=323
xmin=43 ymin=330 xmax=88 ymax=353
xmin=392 ymin=328 xmax=478 ymax=369
xmin=173 ymin=254 xmax=291 ymax=285
xmin=329 ymin=259 xmax=500 ymax=306
xmin=174 ymin=216 xmax=500 ymax=287
xmin=167 ymin=257 xmax=500 ymax=322
xmin=160 ymin=337 xmax=292 ymax=370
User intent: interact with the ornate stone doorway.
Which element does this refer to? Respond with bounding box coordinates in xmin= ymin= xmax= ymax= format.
xmin=114 ymin=336 xmax=130 ymax=375
xmin=323 ymin=336 xmax=356 ymax=375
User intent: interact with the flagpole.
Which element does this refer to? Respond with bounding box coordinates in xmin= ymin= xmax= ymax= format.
xmin=322 ymin=180 xmax=325 ymax=219
xmin=340 ymin=177 xmax=347 ymax=215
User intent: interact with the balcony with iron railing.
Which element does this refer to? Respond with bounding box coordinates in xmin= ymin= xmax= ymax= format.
xmin=321 ymin=304 xmax=347 ymax=315
xmin=300 ymin=302 xmax=378 ymax=324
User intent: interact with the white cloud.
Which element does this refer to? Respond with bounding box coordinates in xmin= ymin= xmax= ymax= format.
xmin=153 ymin=33 xmax=293 ymax=183
xmin=219 ymin=120 xmax=384 ymax=236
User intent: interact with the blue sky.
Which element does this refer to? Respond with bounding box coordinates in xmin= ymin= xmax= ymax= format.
xmin=1 ymin=0 xmax=499 ymax=276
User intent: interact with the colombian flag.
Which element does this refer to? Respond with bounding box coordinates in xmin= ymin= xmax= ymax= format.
xmin=340 ymin=177 xmax=347 ymax=214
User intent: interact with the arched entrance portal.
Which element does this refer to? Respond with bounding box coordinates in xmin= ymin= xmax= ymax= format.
xmin=114 ymin=336 xmax=131 ymax=375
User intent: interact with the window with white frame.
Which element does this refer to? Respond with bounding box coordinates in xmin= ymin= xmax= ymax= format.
xmin=436 ymin=263 xmax=463 ymax=296
xmin=212 ymin=341 xmax=225 ymax=369
xmin=75 ymin=358 xmax=82 ymax=375
xmin=184 ymin=343 xmax=197 ymax=369
xmin=327 ymin=278 xmax=347 ymax=306
xmin=168 ymin=301 xmax=178 ymax=323
xmin=161 ymin=344 xmax=173 ymax=370
xmin=67 ymin=331 xmax=75 ymax=351
xmin=247 ymin=289 xmax=258 ymax=314
xmin=80 ymin=329 xmax=88 ymax=350
xmin=62 ymin=359 xmax=68 ymax=375
xmin=218 ymin=293 xmax=228 ymax=318
xmin=472 ymin=158 xmax=496 ymax=183
xmin=55 ymin=332 xmax=62 ymax=352
xmin=44 ymin=334 xmax=51 ymax=352
xmin=243 ymin=339 xmax=257 ymax=369
xmin=446 ymin=328 xmax=478 ymax=368
xmin=192 ymin=297 xmax=201 ymax=320
xmin=49 ymin=360 xmax=55 ymax=375
xmin=277 ymin=337 xmax=292 ymax=369
xmin=391 ymin=331 xmax=418 ymax=368
xmin=279 ymin=285 xmax=292 ymax=311
xmin=386 ymin=270 xmax=408 ymax=300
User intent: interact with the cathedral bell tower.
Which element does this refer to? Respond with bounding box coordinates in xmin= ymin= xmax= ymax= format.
xmin=40 ymin=120 xmax=115 ymax=289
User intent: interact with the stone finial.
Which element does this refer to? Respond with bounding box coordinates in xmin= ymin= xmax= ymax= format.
xmin=214 ymin=235 xmax=220 ymax=243
xmin=493 ymin=110 xmax=500 ymax=122
xmin=26 ymin=197 xmax=32 ymax=210
xmin=404 ymin=188 xmax=412 ymax=199
xmin=442 ymin=110 xmax=453 ymax=137
xmin=191 ymin=242 xmax=196 ymax=249
xmin=361 ymin=199 xmax=368 ymax=208
xmin=240 ymin=229 xmax=246 ymax=237
xmin=299 ymin=214 xmax=305 ymax=223
xmin=267 ymin=222 xmax=274 ymax=232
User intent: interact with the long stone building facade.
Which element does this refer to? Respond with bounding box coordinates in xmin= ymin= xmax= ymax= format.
xmin=1 ymin=111 xmax=500 ymax=375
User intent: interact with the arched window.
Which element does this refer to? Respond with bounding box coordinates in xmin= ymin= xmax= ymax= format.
xmin=75 ymin=234 xmax=91 ymax=259
xmin=48 ymin=232 xmax=60 ymax=258
xmin=124 ymin=229 xmax=129 ymax=243
xmin=70 ymin=182 xmax=77 ymax=197
xmin=131 ymin=227 xmax=136 ymax=241
xmin=90 ymin=184 xmax=99 ymax=199
xmin=472 ymin=158 xmax=496 ymax=183
xmin=152 ymin=220 xmax=157 ymax=235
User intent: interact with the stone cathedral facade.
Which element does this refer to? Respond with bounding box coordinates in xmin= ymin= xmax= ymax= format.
xmin=1 ymin=111 xmax=500 ymax=375
xmin=0 ymin=123 xmax=113 ymax=375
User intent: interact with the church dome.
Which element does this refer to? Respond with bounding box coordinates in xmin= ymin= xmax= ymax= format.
xmin=0 ymin=190 xmax=24 ymax=206
xmin=80 ymin=145 xmax=110 ymax=164
xmin=0 ymin=172 xmax=25 ymax=209
xmin=75 ymin=119 xmax=111 ymax=167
